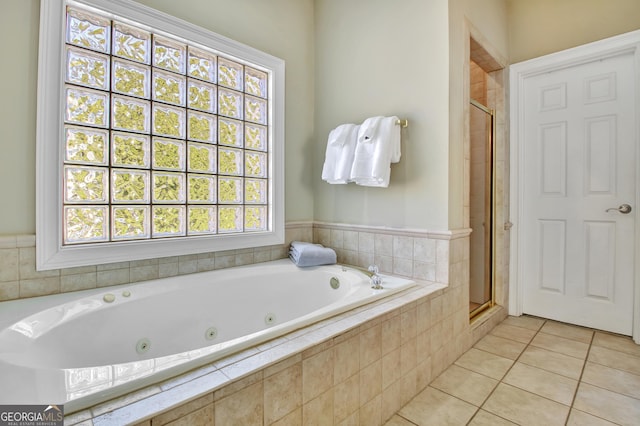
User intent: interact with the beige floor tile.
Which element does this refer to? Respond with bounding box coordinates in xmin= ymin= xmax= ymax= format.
xmin=387 ymin=318 xmax=640 ymax=426
xmin=454 ymin=348 xmax=514 ymax=380
xmin=468 ymin=410 xmax=518 ymax=426
xmin=581 ymin=361 xmax=640 ymax=399
xmin=490 ymin=323 xmax=537 ymax=344
xmin=474 ymin=333 xmax=527 ymax=360
xmin=566 ymin=409 xmax=618 ymax=426
xmin=482 ymin=383 xmax=569 ymax=426
xmin=573 ymin=382 xmax=640 ymax=426
xmin=518 ymin=346 xmax=585 ymax=380
xmin=530 ymin=332 xmax=589 ymax=359
xmin=430 ymin=364 xmax=498 ymax=406
xmin=540 ymin=320 xmax=594 ymax=344
xmin=398 ymin=387 xmax=477 ymax=426
xmin=383 ymin=414 xmax=414 ymax=426
xmin=502 ymin=362 xmax=578 ymax=405
xmin=588 ymin=345 xmax=640 ymax=376
xmin=501 ymin=316 xmax=545 ymax=331
xmin=592 ymin=332 xmax=640 ymax=358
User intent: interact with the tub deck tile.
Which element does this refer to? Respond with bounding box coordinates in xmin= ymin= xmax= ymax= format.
xmin=286 ymin=319 xmax=332 ymax=340
xmin=211 ymin=346 xmax=261 ymax=369
xmin=257 ymin=335 xmax=290 ymax=351
xmin=159 ymin=363 xmax=219 ymax=391
xmin=63 ymin=409 xmax=93 ymax=426
xmin=92 ymin=370 xmax=227 ymax=426
xmin=91 ymin=385 xmax=162 ymax=418
xmin=221 ymin=351 xmax=276 ymax=381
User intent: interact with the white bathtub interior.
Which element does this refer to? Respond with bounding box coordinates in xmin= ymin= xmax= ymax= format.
xmin=0 ymin=259 xmax=415 ymax=411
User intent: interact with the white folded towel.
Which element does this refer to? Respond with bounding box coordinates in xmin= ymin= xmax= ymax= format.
xmin=289 ymin=241 xmax=337 ymax=267
xmin=321 ymin=124 xmax=359 ymax=184
xmin=349 ymin=116 xmax=401 ymax=187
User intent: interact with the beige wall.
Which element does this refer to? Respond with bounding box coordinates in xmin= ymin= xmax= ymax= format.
xmin=133 ymin=0 xmax=316 ymax=223
xmin=508 ymin=0 xmax=640 ymax=63
xmin=0 ymin=0 xmax=315 ymax=236
xmin=449 ymin=0 xmax=509 ymax=230
xmin=0 ymin=1 xmax=40 ymax=235
xmin=2 ymin=0 xmax=638 ymax=236
xmin=313 ymin=0 xmax=451 ymax=230
xmin=312 ymin=0 xmax=509 ymax=232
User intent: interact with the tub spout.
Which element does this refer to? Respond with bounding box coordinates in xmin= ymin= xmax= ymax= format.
xmin=344 ymin=264 xmax=384 ymax=289
xmin=368 ymin=265 xmax=383 ymax=290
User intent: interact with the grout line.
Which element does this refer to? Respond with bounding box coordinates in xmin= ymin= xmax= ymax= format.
xmin=390 ymin=316 xmax=636 ymax=426
xmin=464 ymin=406 xmax=482 ymax=425
xmin=563 ymin=329 xmax=616 ymax=426
xmin=508 ymin=318 xmax=580 ymax=426
xmin=466 ymin=317 xmax=548 ymax=425
xmin=393 ymin=412 xmax=419 ymax=425
xmin=527 ymin=337 xmax=590 ymax=362
xmin=510 ymin=321 xmax=639 ymax=425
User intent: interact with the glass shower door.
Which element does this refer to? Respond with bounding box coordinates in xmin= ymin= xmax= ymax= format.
xmin=469 ymin=100 xmax=494 ymax=317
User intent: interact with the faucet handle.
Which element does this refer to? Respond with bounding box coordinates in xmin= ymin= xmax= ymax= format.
xmin=369 ymin=265 xmax=383 ymax=290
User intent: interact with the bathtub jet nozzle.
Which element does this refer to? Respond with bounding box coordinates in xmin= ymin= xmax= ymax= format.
xmin=136 ymin=338 xmax=151 ymax=354
xmin=330 ymin=277 xmax=340 ymax=289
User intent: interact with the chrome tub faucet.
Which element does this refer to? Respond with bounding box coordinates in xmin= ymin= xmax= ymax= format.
xmin=368 ymin=265 xmax=383 ymax=289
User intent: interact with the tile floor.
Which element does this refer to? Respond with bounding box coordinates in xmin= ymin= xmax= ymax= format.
xmin=385 ymin=315 xmax=640 ymax=426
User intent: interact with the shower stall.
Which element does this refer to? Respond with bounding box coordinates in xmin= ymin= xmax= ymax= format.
xmin=469 ymin=98 xmax=495 ymax=318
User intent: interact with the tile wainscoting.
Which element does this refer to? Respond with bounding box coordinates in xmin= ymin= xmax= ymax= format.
xmin=0 ymin=236 xmax=290 ymax=302
xmin=310 ymin=222 xmax=468 ymax=284
xmin=1 ymin=222 xmax=460 ymax=302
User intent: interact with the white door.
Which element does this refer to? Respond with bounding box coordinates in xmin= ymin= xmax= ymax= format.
xmin=518 ymin=49 xmax=637 ymax=335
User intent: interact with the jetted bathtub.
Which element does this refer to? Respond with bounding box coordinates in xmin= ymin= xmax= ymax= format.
xmin=0 ymin=259 xmax=414 ymax=411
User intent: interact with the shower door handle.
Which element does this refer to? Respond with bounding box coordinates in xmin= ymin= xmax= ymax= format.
xmin=606 ymin=204 xmax=632 ymax=214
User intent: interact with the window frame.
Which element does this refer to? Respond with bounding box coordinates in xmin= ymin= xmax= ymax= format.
xmin=36 ymin=0 xmax=285 ymax=270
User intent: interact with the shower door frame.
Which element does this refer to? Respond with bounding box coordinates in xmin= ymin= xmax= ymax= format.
xmin=469 ymin=98 xmax=496 ymax=319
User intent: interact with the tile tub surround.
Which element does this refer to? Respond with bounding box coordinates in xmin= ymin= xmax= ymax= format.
xmin=312 ymin=222 xmax=471 ymax=285
xmin=3 ymin=222 xmax=509 ymax=424
xmin=60 ymin=224 xmax=505 ymax=425
xmin=61 ymin=279 xmax=435 ymax=424
xmin=0 ymin=223 xmax=315 ymax=302
xmin=64 ymin=280 xmax=506 ymax=425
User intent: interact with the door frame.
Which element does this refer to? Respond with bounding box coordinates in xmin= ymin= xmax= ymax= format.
xmin=509 ymin=30 xmax=640 ymax=343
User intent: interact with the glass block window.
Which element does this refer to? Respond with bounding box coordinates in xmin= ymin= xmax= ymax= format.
xmin=37 ymin=0 xmax=284 ymax=270
xmin=62 ymin=3 xmax=271 ymax=244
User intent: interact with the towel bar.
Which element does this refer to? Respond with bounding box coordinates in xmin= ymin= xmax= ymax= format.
xmin=395 ymin=119 xmax=409 ymax=128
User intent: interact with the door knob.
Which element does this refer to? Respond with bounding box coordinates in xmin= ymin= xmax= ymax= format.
xmin=606 ymin=204 xmax=632 ymax=214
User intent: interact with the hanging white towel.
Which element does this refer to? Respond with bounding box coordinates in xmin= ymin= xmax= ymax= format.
xmin=349 ymin=116 xmax=401 ymax=187
xmin=321 ymin=123 xmax=359 ymax=184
